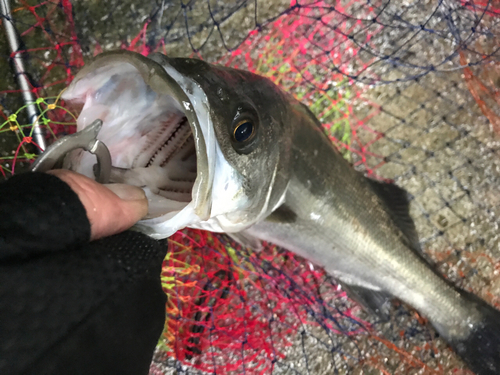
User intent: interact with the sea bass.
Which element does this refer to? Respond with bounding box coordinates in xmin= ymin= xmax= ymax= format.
xmin=62 ymin=50 xmax=500 ymax=374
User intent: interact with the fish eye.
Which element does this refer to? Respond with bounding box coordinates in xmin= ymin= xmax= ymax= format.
xmin=233 ymin=120 xmax=255 ymax=143
xmin=230 ymin=106 xmax=259 ymax=154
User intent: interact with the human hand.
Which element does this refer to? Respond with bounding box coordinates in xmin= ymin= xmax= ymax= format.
xmin=47 ymin=170 xmax=148 ymax=241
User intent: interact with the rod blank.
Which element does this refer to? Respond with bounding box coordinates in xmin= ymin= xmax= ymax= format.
xmin=1 ymin=0 xmax=46 ymax=152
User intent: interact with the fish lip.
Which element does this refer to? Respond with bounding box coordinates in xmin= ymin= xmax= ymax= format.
xmin=65 ymin=50 xmax=212 ymax=221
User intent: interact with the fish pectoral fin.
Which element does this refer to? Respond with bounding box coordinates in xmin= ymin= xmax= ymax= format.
xmin=342 ymin=283 xmax=393 ymax=321
xmin=264 ymin=204 xmax=297 ymax=224
xmin=366 ymin=178 xmax=421 ymax=254
xmin=226 ymin=231 xmax=263 ymax=251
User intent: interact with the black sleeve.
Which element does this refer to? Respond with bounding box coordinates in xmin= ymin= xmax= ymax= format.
xmin=0 ymin=172 xmax=91 ymax=259
xmin=0 ymin=173 xmax=167 ymax=375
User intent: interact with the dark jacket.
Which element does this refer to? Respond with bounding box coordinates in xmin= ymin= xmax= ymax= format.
xmin=0 ymin=172 xmax=166 ymax=375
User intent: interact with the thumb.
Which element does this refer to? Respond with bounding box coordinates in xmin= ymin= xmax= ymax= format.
xmin=47 ymin=170 xmax=148 ymax=241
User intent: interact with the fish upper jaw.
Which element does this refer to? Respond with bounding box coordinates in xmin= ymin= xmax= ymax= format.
xmin=61 ymin=51 xmax=253 ymax=239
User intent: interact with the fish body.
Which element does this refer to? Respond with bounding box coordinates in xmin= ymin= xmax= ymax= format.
xmin=63 ymin=51 xmax=500 ymax=374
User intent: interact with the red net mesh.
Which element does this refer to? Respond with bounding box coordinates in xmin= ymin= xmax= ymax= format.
xmin=155 ymin=230 xmax=348 ymax=374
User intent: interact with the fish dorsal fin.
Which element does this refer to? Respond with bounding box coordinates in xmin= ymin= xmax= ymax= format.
xmin=366 ymin=178 xmax=421 ymax=253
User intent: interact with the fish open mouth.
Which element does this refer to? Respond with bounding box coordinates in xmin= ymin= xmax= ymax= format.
xmin=62 ymin=51 xmax=216 ymax=238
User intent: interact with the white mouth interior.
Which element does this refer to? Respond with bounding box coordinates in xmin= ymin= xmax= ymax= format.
xmin=63 ymin=62 xmax=216 ymax=237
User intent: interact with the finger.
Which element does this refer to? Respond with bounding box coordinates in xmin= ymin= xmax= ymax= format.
xmin=47 ymin=170 xmax=148 ymax=241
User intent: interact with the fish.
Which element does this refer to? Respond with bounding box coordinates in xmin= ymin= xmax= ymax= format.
xmin=62 ymin=50 xmax=500 ymax=375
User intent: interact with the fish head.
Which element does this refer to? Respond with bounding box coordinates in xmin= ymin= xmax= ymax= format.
xmin=62 ymin=50 xmax=293 ymax=239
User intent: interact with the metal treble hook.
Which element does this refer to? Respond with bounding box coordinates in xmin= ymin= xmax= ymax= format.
xmin=30 ymin=119 xmax=111 ymax=184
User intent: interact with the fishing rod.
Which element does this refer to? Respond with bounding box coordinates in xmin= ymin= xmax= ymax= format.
xmin=1 ymin=0 xmax=46 ymax=153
